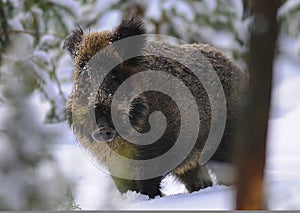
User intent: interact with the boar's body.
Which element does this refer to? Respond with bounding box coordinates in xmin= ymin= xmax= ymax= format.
xmin=64 ymin=18 xmax=246 ymax=198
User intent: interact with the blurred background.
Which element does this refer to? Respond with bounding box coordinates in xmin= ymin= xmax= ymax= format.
xmin=0 ymin=0 xmax=300 ymax=210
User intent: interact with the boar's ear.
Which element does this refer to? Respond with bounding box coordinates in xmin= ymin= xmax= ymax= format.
xmin=111 ymin=16 xmax=146 ymax=57
xmin=63 ymin=26 xmax=84 ymax=59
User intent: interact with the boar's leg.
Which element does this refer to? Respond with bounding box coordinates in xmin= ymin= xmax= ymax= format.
xmin=111 ymin=176 xmax=138 ymax=194
xmin=174 ymin=164 xmax=213 ymax=192
xmin=211 ymin=119 xmax=236 ymax=163
xmin=111 ymin=176 xmax=163 ymax=199
xmin=137 ymin=176 xmax=164 ymax=198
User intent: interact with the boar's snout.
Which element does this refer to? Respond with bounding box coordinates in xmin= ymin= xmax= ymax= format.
xmin=92 ymin=127 xmax=116 ymax=142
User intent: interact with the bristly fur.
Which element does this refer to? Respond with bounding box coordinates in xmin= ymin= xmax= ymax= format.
xmin=63 ymin=26 xmax=84 ymax=59
xmin=111 ymin=16 xmax=146 ymax=42
xmin=110 ymin=16 xmax=146 ymax=60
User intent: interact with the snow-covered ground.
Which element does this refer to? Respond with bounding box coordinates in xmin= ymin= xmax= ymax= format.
xmin=46 ymin=34 xmax=300 ymax=210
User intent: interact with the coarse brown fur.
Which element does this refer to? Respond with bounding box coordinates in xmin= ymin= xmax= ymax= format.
xmin=64 ymin=17 xmax=247 ymax=198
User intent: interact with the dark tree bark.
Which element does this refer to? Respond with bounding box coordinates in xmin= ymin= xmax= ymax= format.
xmin=235 ymin=0 xmax=281 ymax=210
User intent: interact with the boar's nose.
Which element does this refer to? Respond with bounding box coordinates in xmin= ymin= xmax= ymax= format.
xmin=92 ymin=127 xmax=116 ymax=142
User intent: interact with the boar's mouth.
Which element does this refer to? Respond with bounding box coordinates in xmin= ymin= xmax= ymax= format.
xmin=92 ymin=127 xmax=116 ymax=142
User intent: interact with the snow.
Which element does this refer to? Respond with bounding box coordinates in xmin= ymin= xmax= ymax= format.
xmin=51 ymin=143 xmax=235 ymax=210
xmin=96 ymin=11 xmax=122 ymax=31
xmin=278 ymin=0 xmax=300 ymax=17
xmin=123 ymin=186 xmax=235 ymax=210
xmin=39 ymin=35 xmax=58 ymax=49
xmin=5 ymin=20 xmax=33 ymax=61
xmin=146 ymin=0 xmax=162 ymax=21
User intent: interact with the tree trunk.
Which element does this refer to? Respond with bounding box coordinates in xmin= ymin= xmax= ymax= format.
xmin=235 ymin=0 xmax=281 ymax=210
